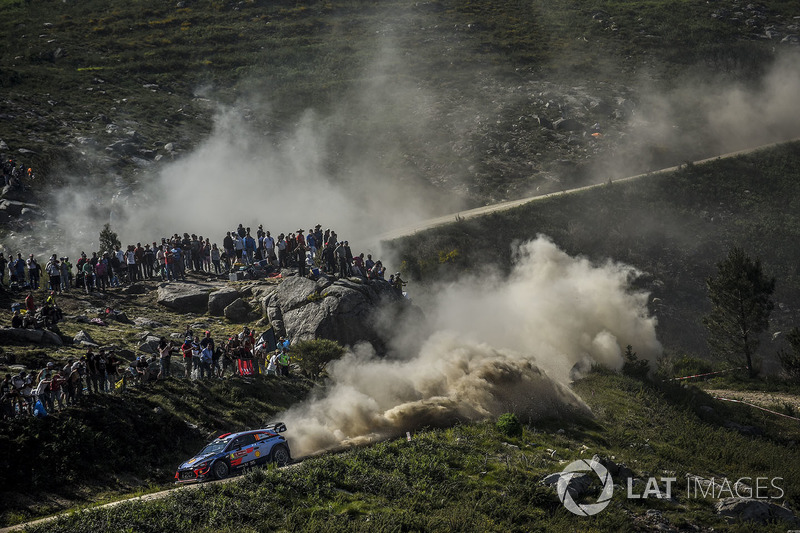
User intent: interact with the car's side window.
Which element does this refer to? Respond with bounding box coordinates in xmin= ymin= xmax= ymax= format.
xmin=227 ymin=438 xmax=241 ymax=451
xmin=238 ymin=434 xmax=257 ymax=447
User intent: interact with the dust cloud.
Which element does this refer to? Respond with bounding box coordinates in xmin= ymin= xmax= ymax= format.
xmin=280 ymin=236 xmax=662 ymax=457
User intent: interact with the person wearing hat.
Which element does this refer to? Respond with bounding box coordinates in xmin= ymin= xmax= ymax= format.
xmin=393 ymin=272 xmax=407 ymax=292
xmin=36 ymin=363 xmax=56 ymax=412
xmin=46 ymin=255 xmax=61 ymax=294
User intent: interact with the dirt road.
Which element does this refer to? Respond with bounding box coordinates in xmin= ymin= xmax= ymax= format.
xmin=377 ymin=139 xmax=800 ymax=242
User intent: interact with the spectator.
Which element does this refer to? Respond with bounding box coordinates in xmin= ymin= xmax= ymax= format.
xmin=0 ymin=252 xmax=7 ymax=286
xmin=27 ymin=254 xmax=41 ymax=289
xmin=157 ymin=338 xmax=174 ymax=379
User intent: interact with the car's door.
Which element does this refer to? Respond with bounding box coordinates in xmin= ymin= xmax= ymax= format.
xmin=252 ymin=432 xmax=274 ymax=464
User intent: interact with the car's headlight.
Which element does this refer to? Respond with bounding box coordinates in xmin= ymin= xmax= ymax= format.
xmin=196 ymin=461 xmax=209 ymax=469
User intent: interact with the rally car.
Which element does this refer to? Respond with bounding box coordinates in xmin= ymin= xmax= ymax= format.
xmin=175 ymin=422 xmax=291 ymax=483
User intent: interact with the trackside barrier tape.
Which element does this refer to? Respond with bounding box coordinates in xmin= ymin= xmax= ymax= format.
xmin=667 ymin=367 xmax=745 ymax=381
xmin=714 ymin=397 xmax=800 ymax=422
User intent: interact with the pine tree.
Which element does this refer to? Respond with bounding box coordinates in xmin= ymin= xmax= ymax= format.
xmin=99 ymin=223 xmax=121 ymax=253
xmin=703 ymin=248 xmax=775 ymax=378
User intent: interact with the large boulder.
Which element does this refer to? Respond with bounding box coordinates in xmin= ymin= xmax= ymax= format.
xmin=138 ymin=335 xmax=162 ymax=354
xmin=223 ymin=298 xmax=251 ymax=323
xmin=264 ymin=276 xmax=423 ymax=351
xmin=716 ymin=497 xmax=797 ymax=525
xmin=0 ymin=199 xmax=43 ymax=222
xmin=157 ymin=283 xmax=210 ymax=313
xmin=0 ymin=185 xmax=27 ymax=202
xmin=0 ymin=327 xmax=63 ymax=346
xmin=208 ymin=287 xmax=241 ymax=316
xmin=73 ymin=330 xmax=98 ymax=346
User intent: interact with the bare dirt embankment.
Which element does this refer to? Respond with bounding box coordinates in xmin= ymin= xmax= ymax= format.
xmin=705 ymin=389 xmax=800 ymax=413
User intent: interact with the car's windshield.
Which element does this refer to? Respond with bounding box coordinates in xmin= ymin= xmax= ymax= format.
xmin=200 ymin=436 xmax=233 ymax=455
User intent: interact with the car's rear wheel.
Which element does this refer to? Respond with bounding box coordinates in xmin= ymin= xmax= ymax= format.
xmin=212 ymin=460 xmax=230 ymax=480
xmin=271 ymin=444 xmax=291 ymax=466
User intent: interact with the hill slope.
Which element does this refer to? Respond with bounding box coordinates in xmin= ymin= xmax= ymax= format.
xmin=15 ymin=372 xmax=800 ymax=532
xmin=388 ymin=140 xmax=800 ymax=360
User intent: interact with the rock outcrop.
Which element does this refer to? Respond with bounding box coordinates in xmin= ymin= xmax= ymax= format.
xmin=0 ymin=327 xmax=63 ymax=346
xmin=208 ymin=287 xmax=241 ymax=316
xmin=716 ymin=497 xmax=797 ymax=525
xmin=262 ymin=275 xmax=423 ymax=351
xmin=223 ymin=298 xmax=251 ymax=322
xmin=73 ymin=330 xmax=98 ymax=346
xmin=156 ymin=283 xmax=210 ymax=313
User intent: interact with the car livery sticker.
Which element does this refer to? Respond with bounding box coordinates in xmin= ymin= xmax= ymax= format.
xmin=230 ymin=447 xmax=253 ymax=460
xmin=255 ymin=450 xmax=261 ymax=458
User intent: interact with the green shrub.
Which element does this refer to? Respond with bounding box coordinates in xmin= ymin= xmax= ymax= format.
xmin=496 ymin=413 xmax=522 ymax=438
xmin=778 ymin=328 xmax=800 ymax=383
xmin=621 ymin=345 xmax=650 ymax=380
xmin=290 ymin=339 xmax=345 ymax=379
xmin=671 ymin=355 xmax=714 ymax=379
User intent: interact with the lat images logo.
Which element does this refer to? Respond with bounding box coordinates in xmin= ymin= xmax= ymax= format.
xmin=557 ymin=459 xmax=614 ymax=516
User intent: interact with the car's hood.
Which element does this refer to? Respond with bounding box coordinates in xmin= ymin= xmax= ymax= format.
xmin=179 ymin=453 xmax=216 ymax=470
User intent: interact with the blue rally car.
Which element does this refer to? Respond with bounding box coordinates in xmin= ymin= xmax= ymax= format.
xmin=175 ymin=422 xmax=291 ymax=483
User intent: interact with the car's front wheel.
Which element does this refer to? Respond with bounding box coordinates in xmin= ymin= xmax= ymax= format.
xmin=271 ymin=444 xmax=291 ymax=466
xmin=212 ymin=460 xmax=230 ymax=480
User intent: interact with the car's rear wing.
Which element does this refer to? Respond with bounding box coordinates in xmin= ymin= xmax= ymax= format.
xmin=264 ymin=422 xmax=287 ymax=433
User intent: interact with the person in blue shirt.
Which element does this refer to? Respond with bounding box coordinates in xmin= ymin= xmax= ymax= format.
xmin=244 ymin=233 xmax=256 ymax=265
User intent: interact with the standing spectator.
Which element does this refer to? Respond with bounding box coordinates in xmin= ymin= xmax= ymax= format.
xmin=266 ymin=351 xmax=279 ymax=376
xmin=0 ymin=252 xmax=6 ymax=286
xmin=210 ymin=244 xmax=221 ymax=274
xmin=157 ymin=338 xmax=174 ymax=379
xmin=244 ymin=232 xmax=256 ymax=265
xmin=14 ymin=253 xmax=26 ymax=285
xmin=46 ymin=255 xmax=61 ymax=293
xmin=1 ymin=374 xmax=14 ymax=419
xmin=95 ymin=254 xmax=109 ymax=292
xmin=82 ymin=259 xmax=95 ymax=293
xmin=85 ymin=349 xmax=100 ymax=394
xmin=306 ymin=229 xmax=317 ymax=258
xmin=263 ymin=231 xmax=275 ymax=265
xmin=144 ymin=244 xmax=155 ymax=279
xmin=60 ymin=257 xmax=71 ymax=292
xmin=106 ymin=352 xmax=120 ymax=390
xmin=68 ymin=361 xmax=84 ymax=405
xmin=36 ymin=363 xmax=56 ymax=412
xmin=181 ymin=337 xmax=194 ymax=379
xmin=134 ymin=243 xmax=145 ymax=279
xmin=201 ymin=239 xmax=211 ymax=272
xmin=50 ymin=370 xmax=65 ymax=410
xmin=277 ymin=234 xmax=287 ymax=268
xmin=96 ymin=350 xmax=108 ymax=392
xmin=223 ymin=232 xmax=234 ymax=262
xmin=27 ymin=254 xmax=40 ymax=289
xmin=126 ymin=246 xmax=137 ymax=283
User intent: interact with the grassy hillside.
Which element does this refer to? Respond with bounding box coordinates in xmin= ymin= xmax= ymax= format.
xmin=1 ymin=0 xmax=796 ymax=200
xmin=0 ymin=278 xmax=317 ymax=525
xmin=0 ymin=375 xmax=315 ymax=526
xmin=388 ymin=141 xmax=800 ymax=360
xmin=18 ymin=371 xmax=800 ymax=532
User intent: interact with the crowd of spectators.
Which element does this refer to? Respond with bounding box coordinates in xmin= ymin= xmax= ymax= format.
xmin=0 ymin=222 xmax=406 ymax=295
xmin=2 ymin=157 xmax=33 ymax=190
xmin=0 ymin=325 xmax=294 ymax=420
xmin=0 ymin=221 xmax=407 ymax=420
